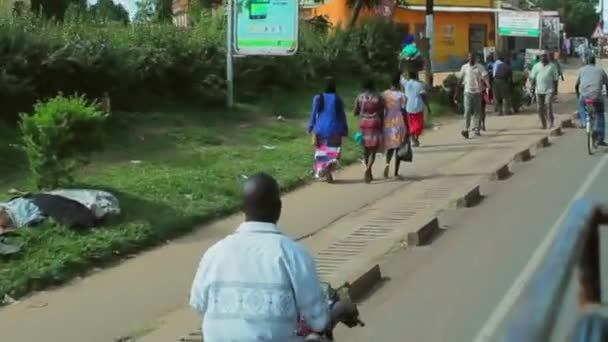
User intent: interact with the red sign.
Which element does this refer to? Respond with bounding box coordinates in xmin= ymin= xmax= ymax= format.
xmin=592 ymin=22 xmax=604 ymax=39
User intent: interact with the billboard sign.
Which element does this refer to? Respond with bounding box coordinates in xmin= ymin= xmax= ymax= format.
xmin=234 ymin=0 xmax=299 ymax=56
xmin=498 ymin=11 xmax=541 ymax=37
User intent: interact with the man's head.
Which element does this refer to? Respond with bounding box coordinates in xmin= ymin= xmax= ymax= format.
xmin=540 ymin=52 xmax=549 ymax=64
xmin=408 ymin=70 xmax=418 ymax=80
xmin=242 ymin=173 xmax=282 ymax=223
xmin=588 ymin=55 xmax=596 ymax=65
xmin=467 ymin=52 xmax=476 ymax=65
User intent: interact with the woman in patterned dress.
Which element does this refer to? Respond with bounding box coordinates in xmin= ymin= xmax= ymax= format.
xmin=382 ymin=73 xmax=408 ymax=178
xmin=354 ymin=79 xmax=384 ymax=183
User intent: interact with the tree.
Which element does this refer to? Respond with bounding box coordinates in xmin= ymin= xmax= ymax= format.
xmin=346 ymin=0 xmax=407 ymax=29
xmin=30 ymin=0 xmax=86 ymax=20
xmin=533 ymin=0 xmax=599 ymax=37
xmin=89 ymin=0 xmax=130 ymax=23
xmin=563 ymin=0 xmax=599 ymax=37
xmin=346 ymin=0 xmax=381 ymax=29
xmin=134 ymin=0 xmax=155 ymax=23
xmin=155 ymin=0 xmax=172 ymax=21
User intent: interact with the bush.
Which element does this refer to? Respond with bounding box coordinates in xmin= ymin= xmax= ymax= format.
xmin=0 ymin=15 xmax=402 ymax=121
xmin=19 ymin=94 xmax=108 ymax=189
xmin=511 ymin=71 xmax=527 ymax=112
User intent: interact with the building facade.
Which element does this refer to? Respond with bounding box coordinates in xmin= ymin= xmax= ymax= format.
xmin=309 ymin=0 xmax=500 ymax=71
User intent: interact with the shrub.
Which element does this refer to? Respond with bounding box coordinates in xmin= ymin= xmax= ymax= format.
xmin=511 ymin=71 xmax=527 ymax=112
xmin=0 ymin=15 xmax=402 ymax=121
xmin=19 ymin=94 xmax=108 ymax=189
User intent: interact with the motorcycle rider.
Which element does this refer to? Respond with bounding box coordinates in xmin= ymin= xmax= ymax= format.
xmin=575 ymin=55 xmax=608 ymax=146
xmin=189 ymin=172 xmax=358 ymax=341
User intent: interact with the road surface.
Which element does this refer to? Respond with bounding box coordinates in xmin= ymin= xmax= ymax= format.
xmin=335 ymin=128 xmax=608 ymax=342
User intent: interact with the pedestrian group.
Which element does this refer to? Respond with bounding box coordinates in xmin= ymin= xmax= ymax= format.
xmin=308 ymin=72 xmax=430 ymax=184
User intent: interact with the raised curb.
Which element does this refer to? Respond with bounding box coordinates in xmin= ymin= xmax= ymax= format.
xmin=491 ymin=164 xmax=512 ymax=180
xmin=347 ymin=264 xmax=382 ymax=302
xmin=407 ymin=217 xmax=440 ymax=246
xmin=514 ymin=148 xmax=532 ymax=162
xmin=449 ymin=185 xmax=482 ymax=209
xmin=342 ymin=118 xmax=571 ymax=300
xmin=550 ymin=127 xmax=563 ymax=136
xmin=562 ymin=118 xmax=575 ymax=128
xmin=537 ymin=136 xmax=551 ymax=148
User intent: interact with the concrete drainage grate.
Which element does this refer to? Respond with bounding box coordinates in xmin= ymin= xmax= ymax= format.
xmin=314 ymin=175 xmax=486 ymax=278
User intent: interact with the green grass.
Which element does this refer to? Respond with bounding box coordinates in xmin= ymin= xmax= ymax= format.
xmin=0 ymin=83 xmax=455 ymax=301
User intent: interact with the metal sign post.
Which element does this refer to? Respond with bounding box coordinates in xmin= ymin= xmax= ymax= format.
xmin=226 ymin=0 xmax=235 ymax=108
xmin=425 ymin=0 xmax=433 ymax=87
xmin=225 ymin=0 xmax=299 ymax=108
xmin=538 ymin=10 xmax=543 ymax=49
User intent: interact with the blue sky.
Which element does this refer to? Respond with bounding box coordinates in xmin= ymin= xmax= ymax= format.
xmin=87 ymin=0 xmax=138 ymax=16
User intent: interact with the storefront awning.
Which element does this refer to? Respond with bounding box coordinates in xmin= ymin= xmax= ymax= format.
xmin=401 ymin=5 xmax=499 ymax=12
xmin=400 ymin=5 xmax=559 ymax=16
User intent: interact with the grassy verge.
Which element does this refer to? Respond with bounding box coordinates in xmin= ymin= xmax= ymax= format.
xmin=0 ymin=83 xmax=454 ymax=301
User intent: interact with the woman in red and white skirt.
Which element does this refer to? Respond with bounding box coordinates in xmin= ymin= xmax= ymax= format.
xmin=403 ymin=71 xmax=431 ymax=147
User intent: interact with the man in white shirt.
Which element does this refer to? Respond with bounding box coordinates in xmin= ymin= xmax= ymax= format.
xmin=190 ymin=173 xmax=357 ymax=341
xmin=459 ymin=52 xmax=489 ymax=139
xmin=530 ymin=51 xmax=559 ymax=129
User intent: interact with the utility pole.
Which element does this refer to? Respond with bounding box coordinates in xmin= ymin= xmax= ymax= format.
xmin=226 ymin=0 xmax=235 ymax=108
xmin=424 ymin=0 xmax=433 ymax=87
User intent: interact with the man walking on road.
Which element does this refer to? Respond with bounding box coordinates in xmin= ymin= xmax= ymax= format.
xmin=493 ymin=54 xmax=513 ymax=116
xmin=530 ymin=52 xmax=559 ymax=129
xmin=459 ymin=52 xmax=489 ymax=139
xmin=575 ymin=55 xmax=608 ymax=146
xmin=189 ymin=173 xmax=357 ymax=341
xmin=549 ymin=51 xmax=565 ymax=102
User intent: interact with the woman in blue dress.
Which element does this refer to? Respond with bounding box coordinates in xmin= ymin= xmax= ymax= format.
xmin=308 ymin=77 xmax=349 ymax=183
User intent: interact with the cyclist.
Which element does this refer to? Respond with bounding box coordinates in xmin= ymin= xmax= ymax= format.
xmin=575 ymin=55 xmax=608 ymax=146
xmin=189 ymin=173 xmax=358 ymax=341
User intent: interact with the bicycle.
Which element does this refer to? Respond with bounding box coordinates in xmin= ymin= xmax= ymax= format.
xmin=583 ymin=98 xmax=601 ymax=155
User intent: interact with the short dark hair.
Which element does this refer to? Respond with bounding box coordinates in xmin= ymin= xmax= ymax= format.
xmin=362 ymin=79 xmax=374 ymax=91
xmin=325 ymin=77 xmax=337 ymax=93
xmin=589 ymin=55 xmax=597 ymax=65
xmin=242 ymin=173 xmax=282 ymax=223
xmin=391 ymin=72 xmax=401 ymax=88
xmin=408 ymin=71 xmax=418 ymax=80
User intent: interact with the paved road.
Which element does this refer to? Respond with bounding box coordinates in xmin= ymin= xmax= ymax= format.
xmin=335 ymin=129 xmax=608 ymax=342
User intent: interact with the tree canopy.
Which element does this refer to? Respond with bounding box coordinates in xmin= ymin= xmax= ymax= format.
xmin=534 ymin=0 xmax=599 ymax=37
xmin=89 ymin=0 xmax=130 ymax=23
xmin=30 ymin=0 xmax=87 ymax=19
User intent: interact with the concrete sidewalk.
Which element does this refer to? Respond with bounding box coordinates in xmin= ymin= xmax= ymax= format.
xmin=0 ymin=102 xmax=575 ymax=342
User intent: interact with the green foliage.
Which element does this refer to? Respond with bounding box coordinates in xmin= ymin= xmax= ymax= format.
xmin=89 ymin=0 xmax=130 ymax=24
xmin=30 ymin=0 xmax=87 ymax=20
xmin=511 ymin=71 xmax=527 ymax=111
xmin=134 ymin=0 xmax=156 ymax=23
xmin=534 ymin=0 xmax=598 ymax=37
xmin=155 ymin=0 xmax=173 ymax=21
xmin=19 ymin=94 xmax=108 ymax=189
xmin=0 ymin=15 xmax=402 ymax=121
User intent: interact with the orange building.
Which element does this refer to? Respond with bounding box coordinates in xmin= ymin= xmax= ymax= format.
xmin=308 ymin=0 xmax=500 ymax=72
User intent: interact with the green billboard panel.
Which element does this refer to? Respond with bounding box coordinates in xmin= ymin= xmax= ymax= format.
xmin=234 ymin=0 xmax=299 ymax=56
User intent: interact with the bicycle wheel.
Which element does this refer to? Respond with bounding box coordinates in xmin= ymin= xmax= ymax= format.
xmin=587 ymin=112 xmax=597 ymax=155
